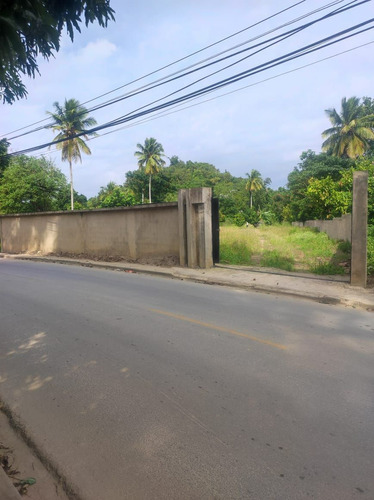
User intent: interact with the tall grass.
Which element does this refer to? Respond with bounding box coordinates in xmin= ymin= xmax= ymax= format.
xmin=220 ymin=225 xmax=260 ymax=265
xmin=220 ymin=224 xmax=350 ymax=274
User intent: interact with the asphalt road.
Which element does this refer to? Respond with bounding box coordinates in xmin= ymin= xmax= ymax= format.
xmin=0 ymin=259 xmax=373 ymax=499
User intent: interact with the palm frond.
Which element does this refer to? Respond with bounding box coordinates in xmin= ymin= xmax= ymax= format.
xmin=321 ymin=96 xmax=374 ymax=158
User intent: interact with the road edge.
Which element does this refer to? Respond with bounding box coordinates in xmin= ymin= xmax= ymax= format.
xmin=0 ymin=399 xmax=82 ymax=500
xmin=2 ymin=254 xmax=373 ymax=311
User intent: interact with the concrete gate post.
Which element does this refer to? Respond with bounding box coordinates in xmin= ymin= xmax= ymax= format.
xmin=178 ymin=188 xmax=213 ymax=268
xmin=351 ymin=171 xmax=368 ymax=287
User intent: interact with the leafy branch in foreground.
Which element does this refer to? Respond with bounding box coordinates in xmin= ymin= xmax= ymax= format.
xmin=0 ymin=0 xmax=115 ymax=104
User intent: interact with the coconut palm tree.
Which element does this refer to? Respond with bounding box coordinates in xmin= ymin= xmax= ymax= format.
xmin=322 ymin=96 xmax=374 ymax=158
xmin=47 ymin=98 xmax=97 ymax=210
xmin=246 ymin=170 xmax=264 ymax=208
xmin=134 ymin=138 xmax=165 ymax=203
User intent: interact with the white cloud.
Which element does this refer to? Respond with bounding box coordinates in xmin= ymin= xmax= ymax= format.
xmin=77 ymin=39 xmax=117 ymax=62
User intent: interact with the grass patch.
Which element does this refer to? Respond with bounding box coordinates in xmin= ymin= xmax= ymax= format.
xmin=309 ymin=262 xmax=346 ymax=275
xmin=219 ymin=226 xmax=260 ymax=265
xmin=260 ymin=250 xmax=294 ymax=271
xmin=220 ymin=224 xmax=350 ymax=275
xmin=220 ymin=240 xmax=253 ymax=265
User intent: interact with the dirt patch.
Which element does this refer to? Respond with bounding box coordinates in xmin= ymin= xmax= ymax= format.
xmin=48 ymin=252 xmax=179 ymax=267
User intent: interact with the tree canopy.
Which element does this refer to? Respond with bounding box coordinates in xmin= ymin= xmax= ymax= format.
xmin=0 ymin=155 xmax=70 ymax=213
xmin=0 ymin=0 xmax=115 ymax=104
xmin=0 ymin=138 xmax=10 ymax=176
xmin=88 ymin=182 xmax=135 ymax=208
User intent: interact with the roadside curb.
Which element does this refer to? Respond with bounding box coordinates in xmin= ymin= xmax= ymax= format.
xmin=170 ymin=272 xmax=372 ymax=310
xmin=10 ymin=255 xmax=174 ymax=279
xmin=2 ymin=254 xmax=374 ymax=311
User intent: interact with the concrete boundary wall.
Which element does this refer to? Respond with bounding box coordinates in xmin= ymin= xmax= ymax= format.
xmin=0 ymin=203 xmax=180 ymax=262
xmin=292 ymin=213 xmax=352 ymax=242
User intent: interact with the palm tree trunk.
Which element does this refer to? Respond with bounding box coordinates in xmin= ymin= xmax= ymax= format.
xmin=149 ymin=174 xmax=152 ymax=203
xmin=250 ymin=191 xmax=253 ymax=209
xmin=69 ymin=160 xmax=74 ymax=211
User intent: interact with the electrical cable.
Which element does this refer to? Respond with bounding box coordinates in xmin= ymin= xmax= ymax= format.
xmin=10 ymin=23 xmax=374 ymax=156
xmin=84 ymin=18 xmax=374 ymax=133
xmin=2 ymin=0 xmax=363 ymax=140
xmin=88 ymin=0 xmax=367 ymax=132
xmin=7 ymin=18 xmax=373 ymax=157
xmin=1 ymin=0 xmax=307 ymax=138
xmin=32 ymin=37 xmax=373 ymax=160
xmin=82 ymin=0 xmax=355 ymax=115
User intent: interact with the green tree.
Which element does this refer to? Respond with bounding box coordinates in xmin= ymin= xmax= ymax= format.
xmin=0 ymin=155 xmax=69 ymax=213
xmin=125 ymin=169 xmax=148 ymax=204
xmin=341 ymin=154 xmax=374 ymax=224
xmin=134 ymin=138 xmax=166 ymax=203
xmin=360 ymin=97 xmax=374 ymax=154
xmin=47 ymin=98 xmax=97 ymax=211
xmin=163 ymin=159 xmax=222 ymax=200
xmin=0 ymin=0 xmax=115 ymax=104
xmin=0 ymin=138 xmax=10 ymax=176
xmin=322 ymin=97 xmax=374 ymax=158
xmin=286 ymin=150 xmax=353 ymax=221
xmin=304 ymin=176 xmax=351 ymax=220
xmin=245 ymin=170 xmax=264 ymax=208
xmin=261 ymin=187 xmax=290 ymax=223
xmin=88 ymin=182 xmax=135 ymax=208
xmin=213 ymin=173 xmax=245 ymax=219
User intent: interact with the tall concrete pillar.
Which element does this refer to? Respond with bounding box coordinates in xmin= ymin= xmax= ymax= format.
xmin=351 ymin=171 xmax=368 ymax=287
xmin=178 ymin=188 xmax=213 ymax=268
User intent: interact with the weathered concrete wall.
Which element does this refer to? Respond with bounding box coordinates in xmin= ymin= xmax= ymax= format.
xmin=351 ymin=171 xmax=368 ymax=287
xmin=292 ymin=213 xmax=352 ymax=242
xmin=0 ymin=203 xmax=179 ymax=261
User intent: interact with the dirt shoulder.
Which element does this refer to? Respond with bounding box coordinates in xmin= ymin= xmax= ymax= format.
xmin=0 ymin=409 xmax=69 ymax=500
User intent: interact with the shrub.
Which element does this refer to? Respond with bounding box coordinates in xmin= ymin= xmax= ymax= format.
xmin=244 ymin=207 xmax=260 ymax=226
xmin=233 ymin=212 xmax=246 ymax=227
xmin=260 ymin=211 xmax=278 ymax=225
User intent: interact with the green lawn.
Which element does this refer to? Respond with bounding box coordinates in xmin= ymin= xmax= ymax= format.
xmin=219 ymin=224 xmax=351 ymax=275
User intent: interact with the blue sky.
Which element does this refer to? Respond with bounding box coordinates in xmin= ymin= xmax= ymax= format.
xmin=1 ymin=0 xmax=373 ymax=198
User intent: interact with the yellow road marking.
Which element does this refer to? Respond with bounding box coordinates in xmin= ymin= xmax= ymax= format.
xmin=150 ymin=308 xmax=287 ymax=350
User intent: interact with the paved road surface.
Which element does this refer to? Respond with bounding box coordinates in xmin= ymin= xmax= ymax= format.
xmin=0 ymin=260 xmax=373 ymax=499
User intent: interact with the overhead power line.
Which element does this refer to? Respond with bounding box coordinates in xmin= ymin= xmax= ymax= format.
xmin=7 ymin=17 xmax=374 ymax=157
xmin=1 ymin=0 xmax=307 ymax=139
xmin=2 ymin=0 xmax=362 ymax=140
xmin=33 ymin=38 xmax=373 ymax=159
xmin=82 ymin=20 xmax=374 ymax=134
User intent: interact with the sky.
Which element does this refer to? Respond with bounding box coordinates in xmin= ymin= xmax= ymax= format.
xmin=1 ymin=0 xmax=373 ymax=198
